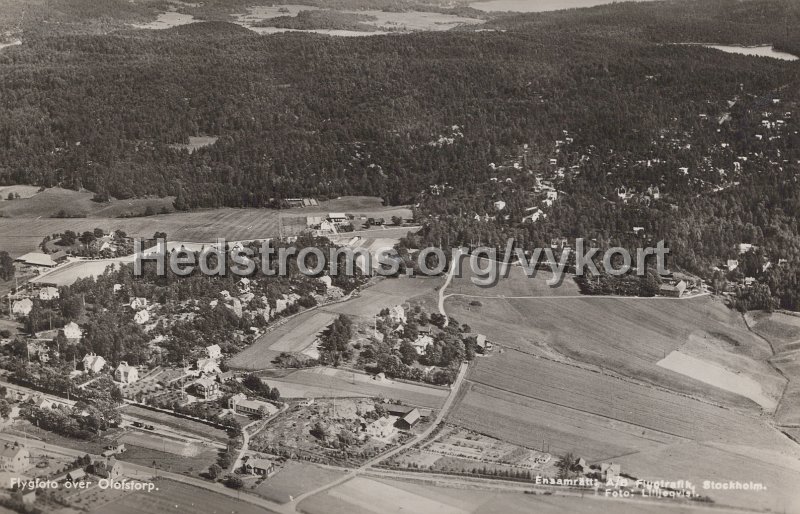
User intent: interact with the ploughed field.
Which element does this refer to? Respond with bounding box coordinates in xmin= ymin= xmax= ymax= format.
xmin=444 ymin=298 xmax=800 ymax=511
xmin=445 ymin=294 xmax=783 ymax=409
xmin=746 ymin=311 xmax=800 ymax=426
xmin=452 ymin=350 xmax=788 ymax=455
xmin=259 ymin=367 xmax=448 ymax=409
xmin=97 ymin=479 xmax=266 ymax=514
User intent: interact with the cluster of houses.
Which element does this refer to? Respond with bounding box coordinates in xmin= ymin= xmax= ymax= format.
xmin=306 ymin=213 xmax=352 ymax=236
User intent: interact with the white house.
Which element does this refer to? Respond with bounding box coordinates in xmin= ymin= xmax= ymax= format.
xmin=115 ymin=362 xmax=139 ymax=383
xmin=206 ymin=344 xmax=222 ymax=360
xmin=38 ymin=287 xmax=60 ymax=301
xmin=493 ymin=200 xmax=506 ymax=211
xmin=12 ymin=298 xmax=33 ymax=317
xmin=364 ymin=417 xmax=395 ymax=439
xmin=197 ymin=358 xmax=221 ymax=376
xmin=82 ymin=353 xmax=106 ymax=373
xmin=130 ymin=297 xmax=148 ymax=310
xmin=411 ymin=335 xmax=434 ymax=355
xmin=133 ymin=310 xmax=150 ymax=324
xmin=62 ymin=322 xmax=82 ymax=340
xmin=388 ymin=305 xmax=406 ymax=324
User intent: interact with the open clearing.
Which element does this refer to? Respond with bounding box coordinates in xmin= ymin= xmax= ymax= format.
xmin=613 ymin=441 xmax=800 ymax=512
xmin=745 ymin=311 xmax=800 ymax=426
xmin=228 ymin=311 xmax=337 ymax=369
xmin=98 ymin=479 xmax=265 ymax=514
xmin=29 ymin=258 xmax=133 ymax=286
xmin=168 ymin=135 xmax=218 ymax=153
xmin=297 ymin=475 xmax=720 ymax=514
xmin=657 ymin=350 xmax=777 ymax=410
xmin=260 ymin=367 xmax=448 ymax=408
xmin=449 ymin=352 xmax=790 ymax=464
xmin=0 ymin=191 xmax=412 ymax=257
xmin=131 ymin=11 xmax=197 ymax=30
xmin=118 ymin=431 xmax=201 ymax=457
xmin=447 ymin=261 xmax=582 ymax=298
xmin=442 ymin=294 xmax=781 ymax=409
xmin=253 ymin=460 xmax=342 ymax=504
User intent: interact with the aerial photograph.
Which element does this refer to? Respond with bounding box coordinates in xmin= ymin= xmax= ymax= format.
xmin=0 ymin=0 xmax=799 ymax=513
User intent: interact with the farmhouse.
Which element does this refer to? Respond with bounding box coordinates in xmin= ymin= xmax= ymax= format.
xmin=82 ymin=353 xmax=106 ymax=373
xmin=475 ymin=334 xmax=492 ymax=353
xmin=244 ymin=457 xmax=275 ymax=476
xmin=364 ymin=417 xmax=395 ymax=438
xmin=601 ymin=462 xmax=621 ymax=482
xmin=114 ymin=362 xmax=139 ymax=383
xmin=0 ymin=444 xmax=29 ymax=473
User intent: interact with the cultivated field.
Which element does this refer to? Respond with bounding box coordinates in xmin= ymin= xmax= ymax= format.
xmin=260 ymin=367 xmax=448 ymax=408
xmin=746 ymin=311 xmax=800 ymax=426
xmin=0 ymin=187 xmax=175 ymax=219
xmin=297 ymin=475 xmax=720 ymax=514
xmin=447 ymin=261 xmax=582 ymax=298
xmin=457 ymin=350 xmax=791 ymax=449
xmin=443 ymin=294 xmax=782 ymax=409
xmin=0 ymin=190 xmax=413 ymax=257
xmin=253 ymin=460 xmax=342 ymax=504
xmin=613 ymin=441 xmax=800 ymax=512
xmin=29 ymin=258 xmax=132 ymax=286
xmin=98 ymin=479 xmax=265 ymax=514
xmin=228 ymin=311 xmax=337 ymax=369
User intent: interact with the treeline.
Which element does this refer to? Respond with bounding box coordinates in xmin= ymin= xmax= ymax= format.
xmin=1 ymin=3 xmax=795 ymax=208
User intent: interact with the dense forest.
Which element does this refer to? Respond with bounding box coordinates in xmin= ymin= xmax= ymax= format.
xmin=1 ymin=0 xmax=800 ymax=307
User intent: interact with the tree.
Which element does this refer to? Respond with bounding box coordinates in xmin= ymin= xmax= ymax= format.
xmin=391 ymin=216 xmax=403 ymax=226
xmin=207 ymin=463 xmax=222 ymax=479
xmin=556 ymin=452 xmax=577 ymax=479
xmin=224 ymin=475 xmax=243 ymax=489
xmin=0 ymin=251 xmax=13 ymax=281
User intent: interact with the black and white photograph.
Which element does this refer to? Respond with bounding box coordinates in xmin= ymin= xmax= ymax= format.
xmin=0 ymin=0 xmax=799 ymax=513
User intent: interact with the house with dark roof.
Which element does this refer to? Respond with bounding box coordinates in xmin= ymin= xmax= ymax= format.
xmin=395 ymin=408 xmax=421 ymax=430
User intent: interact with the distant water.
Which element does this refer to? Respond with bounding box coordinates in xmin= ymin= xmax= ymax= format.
xmin=702 ymin=44 xmax=798 ymax=61
xmin=470 ymin=0 xmax=653 ymax=12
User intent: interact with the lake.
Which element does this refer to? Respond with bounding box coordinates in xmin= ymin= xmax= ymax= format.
xmin=702 ymin=44 xmax=798 ymax=61
xmin=470 ymin=0 xmax=653 ymax=12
